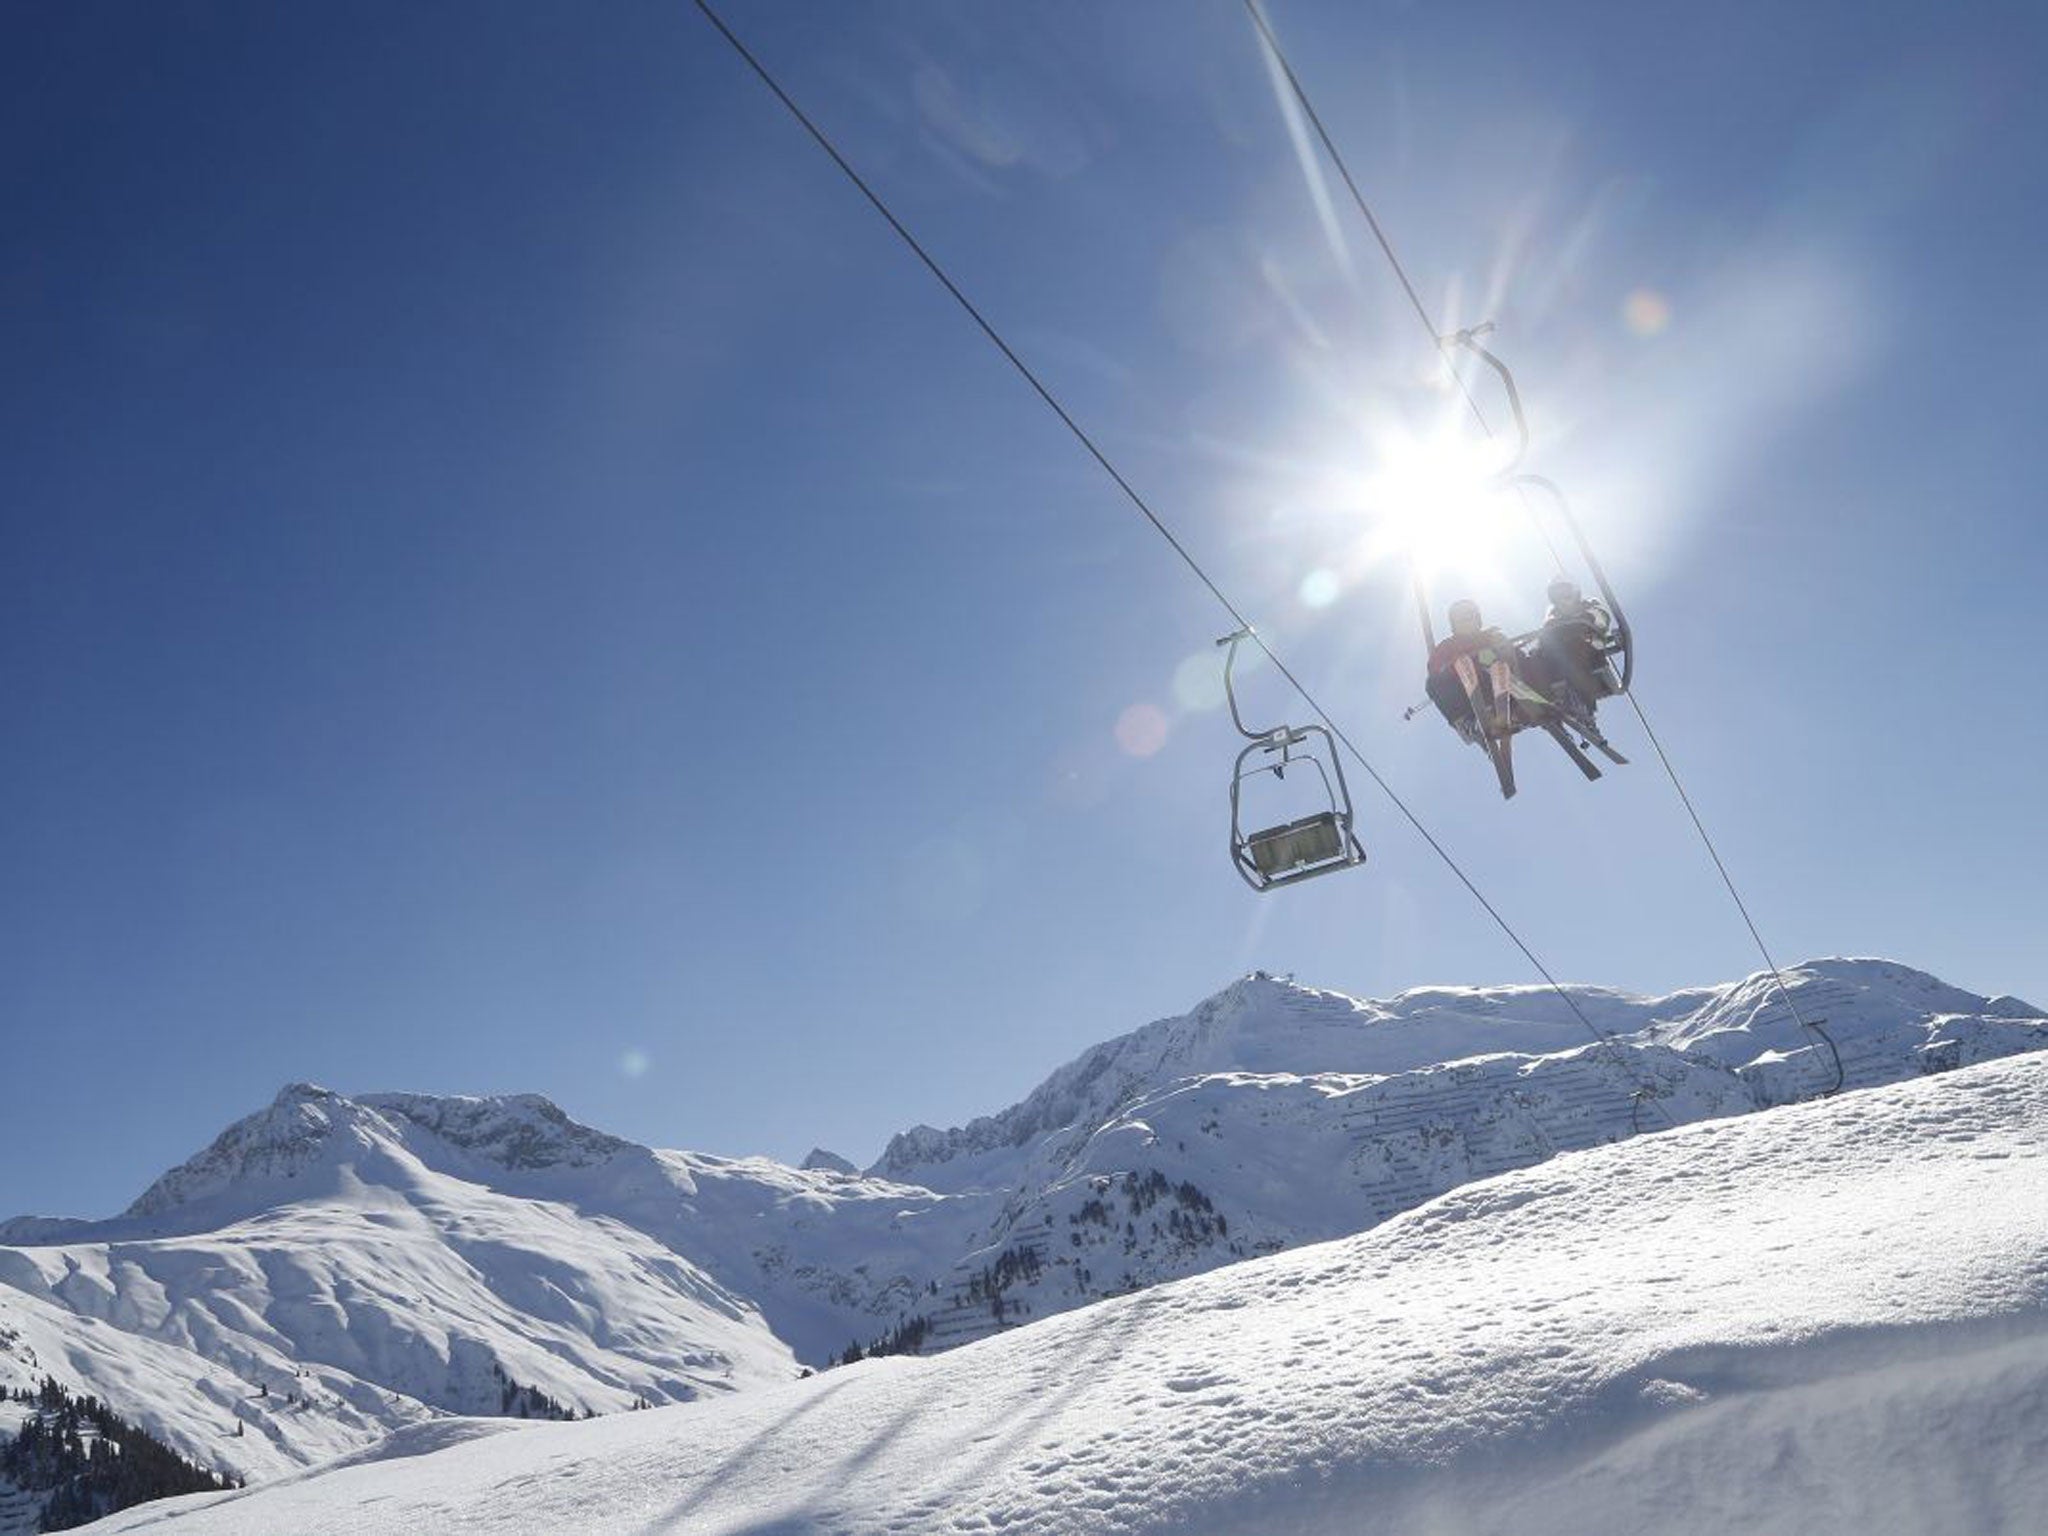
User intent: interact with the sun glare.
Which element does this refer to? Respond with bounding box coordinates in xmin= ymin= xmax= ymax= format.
xmin=1331 ymin=423 xmax=1524 ymax=594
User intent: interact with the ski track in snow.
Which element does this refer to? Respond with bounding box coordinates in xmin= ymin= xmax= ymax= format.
xmin=93 ymin=1054 xmax=2048 ymax=1536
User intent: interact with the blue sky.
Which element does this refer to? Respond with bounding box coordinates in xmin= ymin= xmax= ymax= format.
xmin=5 ymin=0 xmax=2044 ymax=1219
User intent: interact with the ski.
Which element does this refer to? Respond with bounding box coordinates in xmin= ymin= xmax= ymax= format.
xmin=1490 ymin=729 xmax=1517 ymax=798
xmin=1542 ymin=719 xmax=1603 ymax=781
xmin=1452 ymin=654 xmax=1517 ymax=798
xmin=1566 ymin=702 xmax=1630 ymax=765
xmin=1588 ymin=731 xmax=1629 ymax=766
xmin=1487 ymin=655 xmax=1516 ymax=733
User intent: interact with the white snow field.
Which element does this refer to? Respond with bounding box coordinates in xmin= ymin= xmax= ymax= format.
xmin=2 ymin=957 xmax=2044 ymax=1507
xmin=95 ymin=1051 xmax=2048 ymax=1536
xmin=0 ymin=1087 xmax=808 ymax=1480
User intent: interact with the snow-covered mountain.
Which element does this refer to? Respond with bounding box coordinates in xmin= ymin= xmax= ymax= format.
xmin=0 ymin=957 xmax=2041 ymax=1513
xmin=0 ymin=1085 xmax=984 ymax=1494
xmin=859 ymin=957 xmax=2045 ymax=1351
xmin=88 ymin=1047 xmax=2048 ymax=1535
xmin=0 ymin=1085 xmax=795 ymax=1487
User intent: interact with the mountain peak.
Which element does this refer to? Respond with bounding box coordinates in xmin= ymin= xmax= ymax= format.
xmin=363 ymin=1091 xmax=629 ymax=1172
xmin=125 ymin=1083 xmax=393 ymax=1220
xmin=865 ymin=958 xmax=2046 ymax=1191
xmin=866 ymin=972 xmax=1375 ymax=1188
xmin=118 ymin=1087 xmax=633 ymax=1227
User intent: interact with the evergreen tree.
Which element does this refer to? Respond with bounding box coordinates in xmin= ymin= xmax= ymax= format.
xmin=0 ymin=1375 xmax=235 ymax=1531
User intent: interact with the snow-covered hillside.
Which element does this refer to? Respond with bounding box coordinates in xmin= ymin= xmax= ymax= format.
xmin=0 ymin=1085 xmax=806 ymax=1485
xmin=864 ymin=958 xmax=2046 ymax=1352
xmin=0 ymin=957 xmax=2040 ymax=1510
xmin=93 ymin=1050 xmax=2048 ymax=1535
xmin=0 ymin=1087 xmax=978 ymax=1484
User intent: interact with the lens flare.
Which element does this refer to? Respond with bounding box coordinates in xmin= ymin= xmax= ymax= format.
xmin=1172 ymin=651 xmax=1227 ymax=712
xmin=1114 ymin=703 xmax=1170 ymax=758
xmin=1624 ymin=288 xmax=1672 ymax=336
xmin=1299 ymin=568 xmax=1341 ymax=608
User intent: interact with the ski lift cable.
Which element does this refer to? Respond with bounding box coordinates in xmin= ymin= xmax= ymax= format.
xmin=1245 ymin=0 xmax=1842 ymax=1095
xmin=691 ymin=0 xmax=1671 ymax=1124
xmin=1619 ymin=691 xmax=1845 ymax=1093
xmin=1241 ymin=0 xmax=1571 ymax=577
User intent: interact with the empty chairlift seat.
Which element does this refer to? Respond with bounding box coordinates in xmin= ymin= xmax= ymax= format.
xmin=1216 ymin=629 xmax=1366 ymax=892
xmin=1246 ymin=810 xmax=1348 ymax=879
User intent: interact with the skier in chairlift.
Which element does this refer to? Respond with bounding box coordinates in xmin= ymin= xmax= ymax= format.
xmin=1530 ymin=577 xmax=1621 ymax=717
xmin=1426 ymin=599 xmax=1538 ymax=742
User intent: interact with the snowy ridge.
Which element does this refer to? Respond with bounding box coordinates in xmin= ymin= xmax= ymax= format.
xmin=0 ymin=1087 xmax=802 ymax=1487
xmin=861 ymin=957 xmax=2044 ymax=1354
xmin=363 ymin=1091 xmax=632 ymax=1173
xmin=0 ymin=956 xmax=2041 ymax=1502
xmin=865 ymin=972 xmax=1604 ymax=1189
xmin=93 ymin=1051 xmax=2048 ymax=1535
xmin=120 ymin=1082 xmax=354 ymax=1219
xmin=118 ymin=1086 xmax=635 ymax=1228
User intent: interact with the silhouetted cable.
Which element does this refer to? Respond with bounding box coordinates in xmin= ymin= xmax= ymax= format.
xmin=1243 ymin=0 xmax=1569 ymax=574
xmin=692 ymin=0 xmax=1673 ymax=1125
xmin=1244 ymin=0 xmax=1839 ymax=1096
xmin=1621 ymin=691 xmax=1845 ymax=1094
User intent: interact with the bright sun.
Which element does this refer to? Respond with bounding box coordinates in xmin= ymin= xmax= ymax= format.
xmin=1340 ymin=422 xmax=1524 ymax=592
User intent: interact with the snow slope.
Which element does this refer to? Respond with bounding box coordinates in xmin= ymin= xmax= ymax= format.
xmin=0 ymin=1278 xmax=335 ymax=1483
xmin=1 ymin=957 xmax=2040 ymax=1497
xmin=0 ymin=1085 xmax=994 ymax=1483
xmin=876 ymin=956 xmax=2043 ymax=1189
xmin=94 ymin=1050 xmax=2048 ymax=1535
xmin=0 ymin=1086 xmax=812 ymax=1483
xmin=868 ymin=958 xmax=2047 ymax=1350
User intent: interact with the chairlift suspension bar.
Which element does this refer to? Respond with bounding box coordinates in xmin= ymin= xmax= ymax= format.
xmin=1216 ymin=628 xmax=1268 ymax=742
xmin=1442 ymin=326 xmax=1530 ymax=474
xmin=1512 ymin=473 xmax=1635 ymax=693
xmin=1438 ymin=327 xmax=1574 ymax=582
xmin=1411 ymin=564 xmax=1439 ymax=656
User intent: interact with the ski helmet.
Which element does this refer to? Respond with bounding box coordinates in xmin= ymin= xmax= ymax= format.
xmin=1448 ymin=599 xmax=1482 ymax=635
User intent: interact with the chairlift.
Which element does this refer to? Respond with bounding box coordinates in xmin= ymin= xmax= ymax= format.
xmin=1439 ymin=325 xmax=1636 ymax=695
xmin=1406 ymin=326 xmax=1637 ymax=797
xmin=1218 ymin=629 xmax=1366 ymax=891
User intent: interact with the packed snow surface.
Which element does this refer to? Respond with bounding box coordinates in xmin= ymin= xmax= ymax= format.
xmin=96 ymin=1053 xmax=2048 ymax=1535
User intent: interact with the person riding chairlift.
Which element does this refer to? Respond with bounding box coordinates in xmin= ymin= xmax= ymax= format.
xmin=1426 ymin=599 xmax=1542 ymax=742
xmin=1531 ymin=578 xmax=1621 ymax=716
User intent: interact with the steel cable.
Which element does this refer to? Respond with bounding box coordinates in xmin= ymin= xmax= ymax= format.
xmin=692 ymin=0 xmax=1673 ymax=1123
xmin=1244 ymin=0 xmax=1840 ymax=1096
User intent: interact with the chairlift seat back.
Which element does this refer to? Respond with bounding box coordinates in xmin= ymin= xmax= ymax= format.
xmin=1247 ymin=811 xmax=1347 ymax=877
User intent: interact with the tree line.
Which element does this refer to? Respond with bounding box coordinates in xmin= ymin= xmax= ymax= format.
xmin=2 ymin=1377 xmax=238 ymax=1532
